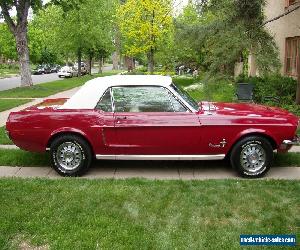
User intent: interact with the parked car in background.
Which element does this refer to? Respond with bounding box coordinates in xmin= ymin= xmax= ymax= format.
xmin=32 ymin=65 xmax=45 ymax=75
xmin=74 ymin=62 xmax=88 ymax=75
xmin=6 ymin=75 xmax=299 ymax=177
xmin=43 ymin=64 xmax=52 ymax=74
xmin=50 ymin=64 xmax=61 ymax=73
xmin=57 ymin=66 xmax=78 ymax=78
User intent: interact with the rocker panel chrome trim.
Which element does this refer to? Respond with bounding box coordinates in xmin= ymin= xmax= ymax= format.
xmin=95 ymin=154 xmax=225 ymax=160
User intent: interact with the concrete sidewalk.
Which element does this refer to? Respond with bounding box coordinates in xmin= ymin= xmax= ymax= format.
xmin=0 ymin=87 xmax=79 ymax=127
xmin=0 ymin=165 xmax=299 ymax=180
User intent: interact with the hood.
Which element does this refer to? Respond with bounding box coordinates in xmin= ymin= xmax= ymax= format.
xmin=200 ymin=101 xmax=298 ymax=120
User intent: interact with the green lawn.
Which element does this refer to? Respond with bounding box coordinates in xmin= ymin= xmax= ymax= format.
xmin=0 ymin=68 xmax=19 ymax=78
xmin=173 ymin=76 xmax=236 ymax=102
xmin=0 ymin=71 xmax=120 ymax=98
xmin=0 ymin=178 xmax=298 ymax=249
xmin=0 ymin=148 xmax=299 ymax=167
xmin=0 ymin=99 xmax=30 ymax=112
xmin=0 ymin=126 xmax=12 ymax=145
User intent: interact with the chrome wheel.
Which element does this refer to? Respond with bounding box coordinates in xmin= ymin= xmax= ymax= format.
xmin=240 ymin=144 xmax=266 ymax=173
xmin=56 ymin=142 xmax=83 ymax=171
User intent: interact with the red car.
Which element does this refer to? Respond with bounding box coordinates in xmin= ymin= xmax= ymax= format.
xmin=6 ymin=75 xmax=300 ymax=177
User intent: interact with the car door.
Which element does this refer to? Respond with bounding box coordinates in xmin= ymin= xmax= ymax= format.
xmin=112 ymin=86 xmax=202 ymax=155
xmin=94 ymin=88 xmax=119 ymax=154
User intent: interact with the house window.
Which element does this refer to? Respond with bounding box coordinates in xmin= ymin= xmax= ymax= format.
xmin=285 ymin=37 xmax=300 ymax=77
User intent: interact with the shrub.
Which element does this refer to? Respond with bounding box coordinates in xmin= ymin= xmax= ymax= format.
xmin=237 ymin=74 xmax=297 ymax=105
xmin=0 ymin=64 xmax=19 ymax=70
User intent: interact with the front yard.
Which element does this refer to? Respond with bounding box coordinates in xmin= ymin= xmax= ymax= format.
xmin=0 ymin=99 xmax=30 ymax=112
xmin=0 ymin=178 xmax=299 ymax=249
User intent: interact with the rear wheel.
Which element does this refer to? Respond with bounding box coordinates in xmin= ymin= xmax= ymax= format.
xmin=50 ymin=135 xmax=92 ymax=177
xmin=230 ymin=136 xmax=273 ymax=178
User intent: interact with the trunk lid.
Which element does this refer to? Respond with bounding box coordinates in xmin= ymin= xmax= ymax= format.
xmin=24 ymin=98 xmax=69 ymax=111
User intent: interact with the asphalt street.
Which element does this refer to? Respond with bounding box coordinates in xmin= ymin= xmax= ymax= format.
xmin=0 ymin=65 xmax=113 ymax=91
xmin=0 ymin=73 xmax=62 ymax=91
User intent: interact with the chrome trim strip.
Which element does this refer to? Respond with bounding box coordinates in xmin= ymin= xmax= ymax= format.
xmin=95 ymin=154 xmax=225 ymax=160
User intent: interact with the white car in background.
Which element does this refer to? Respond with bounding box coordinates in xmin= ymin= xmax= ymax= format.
xmin=58 ymin=66 xmax=78 ymax=78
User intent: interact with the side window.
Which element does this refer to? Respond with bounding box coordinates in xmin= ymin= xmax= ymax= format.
xmin=112 ymin=86 xmax=176 ymax=112
xmin=168 ymin=93 xmax=188 ymax=112
xmin=95 ymin=89 xmax=112 ymax=112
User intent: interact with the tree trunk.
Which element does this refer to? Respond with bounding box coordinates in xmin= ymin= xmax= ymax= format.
xmin=248 ymin=49 xmax=257 ymax=77
xmin=88 ymin=53 xmax=92 ymax=75
xmin=98 ymin=57 xmax=103 ymax=74
xmin=15 ymin=30 xmax=32 ymax=87
xmin=77 ymin=48 xmax=82 ymax=77
xmin=296 ymin=54 xmax=300 ymax=104
xmin=147 ymin=49 xmax=154 ymax=74
xmin=112 ymin=51 xmax=119 ymax=70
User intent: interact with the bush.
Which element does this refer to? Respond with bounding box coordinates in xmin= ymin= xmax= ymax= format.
xmin=0 ymin=64 xmax=19 ymax=70
xmin=237 ymin=74 xmax=297 ymax=105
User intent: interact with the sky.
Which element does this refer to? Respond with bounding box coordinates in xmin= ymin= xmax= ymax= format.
xmin=174 ymin=0 xmax=189 ymax=14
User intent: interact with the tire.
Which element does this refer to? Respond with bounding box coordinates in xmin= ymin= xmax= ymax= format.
xmin=50 ymin=135 xmax=92 ymax=177
xmin=230 ymin=136 xmax=273 ymax=178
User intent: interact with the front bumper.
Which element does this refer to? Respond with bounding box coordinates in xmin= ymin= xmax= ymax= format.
xmin=282 ymin=135 xmax=300 ymax=146
xmin=278 ymin=135 xmax=300 ymax=152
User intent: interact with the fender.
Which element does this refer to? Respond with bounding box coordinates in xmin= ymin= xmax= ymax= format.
xmin=228 ymin=128 xmax=279 ymax=152
xmin=47 ymin=127 xmax=95 ymax=152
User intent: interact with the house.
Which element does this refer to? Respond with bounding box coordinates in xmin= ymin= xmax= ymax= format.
xmin=264 ymin=0 xmax=300 ymax=78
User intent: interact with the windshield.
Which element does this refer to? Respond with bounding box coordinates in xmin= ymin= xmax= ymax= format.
xmin=171 ymin=83 xmax=199 ymax=111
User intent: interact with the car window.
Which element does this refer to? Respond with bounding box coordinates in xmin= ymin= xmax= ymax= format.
xmin=112 ymin=86 xmax=185 ymax=112
xmin=171 ymin=83 xmax=199 ymax=111
xmin=95 ymin=89 xmax=112 ymax=112
xmin=168 ymin=93 xmax=188 ymax=112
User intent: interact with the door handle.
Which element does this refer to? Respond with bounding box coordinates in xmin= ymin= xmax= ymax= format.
xmin=115 ymin=116 xmax=127 ymax=124
xmin=116 ymin=116 xmax=127 ymax=120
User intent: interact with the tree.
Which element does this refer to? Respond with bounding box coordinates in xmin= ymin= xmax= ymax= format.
xmin=117 ymin=0 xmax=173 ymax=73
xmin=0 ymin=0 xmax=42 ymax=86
xmin=177 ymin=0 xmax=280 ymax=76
xmin=33 ymin=0 xmax=115 ymax=75
xmin=0 ymin=22 xmax=17 ymax=62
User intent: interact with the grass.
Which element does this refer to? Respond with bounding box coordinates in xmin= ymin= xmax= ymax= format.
xmin=0 ymin=127 xmax=13 ymax=145
xmin=0 ymin=71 xmax=120 ymax=98
xmin=0 ymin=178 xmax=299 ymax=249
xmin=0 ymin=99 xmax=30 ymax=112
xmin=0 ymin=68 xmax=19 ymax=78
xmin=0 ymin=149 xmax=50 ymax=166
xmin=0 ymin=148 xmax=299 ymax=167
xmin=173 ymin=76 xmax=236 ymax=102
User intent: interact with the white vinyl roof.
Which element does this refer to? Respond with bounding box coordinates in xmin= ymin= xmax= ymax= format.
xmin=60 ymin=75 xmax=173 ymax=109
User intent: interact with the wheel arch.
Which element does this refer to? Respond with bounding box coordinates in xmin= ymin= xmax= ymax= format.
xmin=47 ymin=129 xmax=94 ymax=155
xmin=226 ymin=132 xmax=277 ymax=158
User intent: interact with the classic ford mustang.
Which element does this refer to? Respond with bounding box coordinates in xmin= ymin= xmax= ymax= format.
xmin=6 ymin=75 xmax=300 ymax=177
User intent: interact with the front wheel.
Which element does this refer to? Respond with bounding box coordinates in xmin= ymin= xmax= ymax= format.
xmin=50 ymin=135 xmax=92 ymax=177
xmin=230 ymin=136 xmax=273 ymax=178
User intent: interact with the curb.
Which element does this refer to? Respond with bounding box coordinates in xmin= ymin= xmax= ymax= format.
xmin=0 ymin=166 xmax=299 ymax=180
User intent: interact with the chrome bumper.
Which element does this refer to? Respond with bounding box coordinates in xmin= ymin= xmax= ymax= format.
xmin=282 ymin=136 xmax=300 ymax=146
